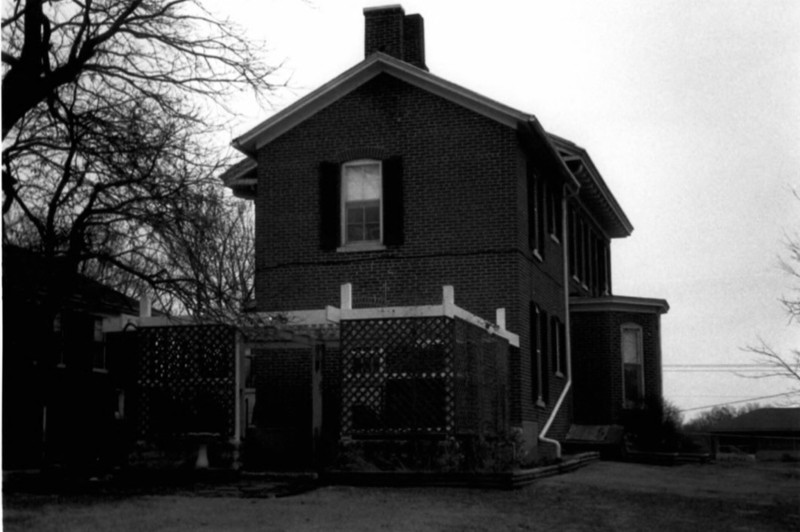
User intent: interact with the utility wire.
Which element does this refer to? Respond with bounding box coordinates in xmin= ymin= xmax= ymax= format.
xmin=678 ymin=390 xmax=800 ymax=412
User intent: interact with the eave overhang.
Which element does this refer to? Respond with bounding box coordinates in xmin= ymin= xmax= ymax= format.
xmin=550 ymin=134 xmax=634 ymax=239
xmin=220 ymin=157 xmax=257 ymax=199
xmin=570 ymin=295 xmax=669 ymax=315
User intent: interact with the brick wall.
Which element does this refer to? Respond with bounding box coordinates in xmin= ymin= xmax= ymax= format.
xmin=253 ymin=73 xmax=573 ymax=446
xmin=570 ymin=310 xmax=663 ymax=425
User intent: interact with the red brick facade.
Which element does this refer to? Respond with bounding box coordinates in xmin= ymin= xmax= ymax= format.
xmin=225 ymin=5 xmax=668 ymax=457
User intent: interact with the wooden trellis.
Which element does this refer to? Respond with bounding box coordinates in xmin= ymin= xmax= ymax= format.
xmin=340 ymin=316 xmax=509 ymax=439
xmin=134 ymin=324 xmax=237 ymax=439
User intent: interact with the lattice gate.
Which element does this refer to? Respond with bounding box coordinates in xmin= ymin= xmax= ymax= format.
xmin=134 ymin=324 xmax=237 ymax=439
xmin=340 ymin=316 xmax=509 ymax=440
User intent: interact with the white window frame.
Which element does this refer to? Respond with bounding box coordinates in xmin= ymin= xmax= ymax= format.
xmin=339 ymin=159 xmax=384 ymax=251
xmin=621 ymin=323 xmax=645 ymax=408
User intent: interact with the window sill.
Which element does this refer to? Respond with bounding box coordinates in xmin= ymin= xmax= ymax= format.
xmin=92 ymin=368 xmax=109 ymax=374
xmin=337 ymin=242 xmax=386 ymax=253
xmin=535 ymin=398 xmax=547 ymax=409
xmin=550 ymin=234 xmax=560 ymax=245
xmin=555 ymin=371 xmax=565 ymax=379
xmin=532 ymin=249 xmax=543 ymax=263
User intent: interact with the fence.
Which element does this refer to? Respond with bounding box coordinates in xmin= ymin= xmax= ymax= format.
xmin=134 ymin=324 xmax=237 ymax=439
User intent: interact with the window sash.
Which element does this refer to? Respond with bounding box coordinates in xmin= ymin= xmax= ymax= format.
xmin=341 ymin=160 xmax=382 ymax=245
xmin=621 ymin=326 xmax=644 ymax=407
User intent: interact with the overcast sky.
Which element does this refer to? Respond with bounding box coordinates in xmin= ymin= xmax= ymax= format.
xmin=207 ymin=0 xmax=800 ymax=419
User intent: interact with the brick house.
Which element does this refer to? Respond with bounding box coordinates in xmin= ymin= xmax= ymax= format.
xmin=222 ymin=5 xmax=668 ymax=464
xmin=3 ymin=245 xmax=138 ymax=470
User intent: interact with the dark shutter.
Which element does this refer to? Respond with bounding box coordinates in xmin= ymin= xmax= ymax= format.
xmin=382 ymin=156 xmax=404 ymax=246
xmin=319 ymin=161 xmax=340 ymax=250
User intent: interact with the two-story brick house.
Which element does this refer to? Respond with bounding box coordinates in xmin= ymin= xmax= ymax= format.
xmin=222 ymin=5 xmax=668 ymax=464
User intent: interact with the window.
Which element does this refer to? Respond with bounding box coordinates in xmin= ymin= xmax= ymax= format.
xmin=319 ymin=156 xmax=403 ymax=251
xmin=540 ymin=309 xmax=550 ymax=400
xmin=569 ymin=207 xmax=578 ymax=279
xmin=530 ymin=302 xmax=544 ymax=405
xmin=342 ymin=160 xmax=382 ymax=245
xmin=547 ymin=182 xmax=562 ymax=242
xmin=551 ymin=316 xmax=565 ymax=377
xmin=53 ymin=312 xmax=65 ymax=367
xmin=527 ymin=160 xmax=546 ymax=259
xmin=621 ymin=324 xmax=644 ymax=408
xmin=92 ymin=317 xmax=108 ymax=371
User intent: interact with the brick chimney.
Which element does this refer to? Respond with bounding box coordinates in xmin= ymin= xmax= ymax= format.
xmin=364 ymin=5 xmax=427 ymax=71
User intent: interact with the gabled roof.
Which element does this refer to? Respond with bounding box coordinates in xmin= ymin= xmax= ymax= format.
xmin=232 ymin=52 xmax=531 ymax=155
xmin=710 ymin=408 xmax=800 ymax=434
xmin=225 ymin=52 xmax=632 ymax=237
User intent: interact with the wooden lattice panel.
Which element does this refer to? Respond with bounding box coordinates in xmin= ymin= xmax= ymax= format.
xmin=340 ymin=317 xmax=455 ymax=437
xmin=135 ymin=325 xmax=236 ymax=439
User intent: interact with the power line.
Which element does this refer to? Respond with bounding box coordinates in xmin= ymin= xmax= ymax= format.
xmin=679 ymin=390 xmax=800 ymax=412
xmin=663 ymin=364 xmax=775 ymax=368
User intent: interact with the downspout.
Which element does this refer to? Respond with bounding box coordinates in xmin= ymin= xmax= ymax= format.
xmin=539 ymin=184 xmax=578 ymax=458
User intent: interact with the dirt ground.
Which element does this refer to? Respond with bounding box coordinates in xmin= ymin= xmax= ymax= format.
xmin=3 ymin=460 xmax=799 ymax=531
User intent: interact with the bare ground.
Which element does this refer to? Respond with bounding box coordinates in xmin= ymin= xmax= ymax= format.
xmin=3 ymin=461 xmax=799 ymax=531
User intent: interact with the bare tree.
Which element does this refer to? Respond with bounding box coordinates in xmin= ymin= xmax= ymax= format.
xmin=743 ymin=192 xmax=800 ymax=390
xmin=2 ymin=0 xmax=277 ymax=319
xmin=84 ymin=185 xmax=257 ymax=319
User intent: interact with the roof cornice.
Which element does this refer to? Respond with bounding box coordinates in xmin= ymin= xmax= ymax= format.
xmin=550 ymin=134 xmax=634 ymax=238
xmin=570 ymin=295 xmax=669 ymax=315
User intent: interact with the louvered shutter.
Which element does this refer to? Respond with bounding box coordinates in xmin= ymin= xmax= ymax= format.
xmin=382 ymin=156 xmax=404 ymax=246
xmin=319 ymin=161 xmax=340 ymax=250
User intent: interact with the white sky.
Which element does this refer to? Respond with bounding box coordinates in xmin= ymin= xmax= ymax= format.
xmin=206 ymin=0 xmax=800 ymax=419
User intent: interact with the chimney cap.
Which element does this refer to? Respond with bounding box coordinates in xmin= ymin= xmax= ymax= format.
xmin=363 ymin=4 xmax=404 ymax=14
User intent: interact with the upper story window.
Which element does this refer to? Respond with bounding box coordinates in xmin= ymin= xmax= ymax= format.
xmin=319 ymin=156 xmax=404 ymax=252
xmin=342 ymin=160 xmax=382 ymax=245
xmin=621 ymin=323 xmax=644 ymax=408
xmin=526 ymin=160 xmax=546 ymax=260
xmin=547 ymin=183 xmax=562 ymax=242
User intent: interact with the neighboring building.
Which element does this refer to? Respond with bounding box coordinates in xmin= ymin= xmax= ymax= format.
xmin=2 ymin=245 xmax=138 ymax=470
xmin=710 ymin=407 xmax=800 ymax=460
xmin=221 ymin=5 xmax=668 ymax=463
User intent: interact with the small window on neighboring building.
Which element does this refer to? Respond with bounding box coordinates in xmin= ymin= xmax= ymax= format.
xmin=621 ymin=324 xmax=644 ymax=408
xmin=342 ymin=160 xmax=382 ymax=246
xmin=92 ymin=317 xmax=108 ymax=371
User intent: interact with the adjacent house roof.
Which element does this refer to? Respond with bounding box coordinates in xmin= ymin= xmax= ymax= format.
xmin=710 ymin=408 xmax=800 ymax=434
xmin=222 ymin=52 xmax=633 ymax=238
xmin=2 ymin=245 xmax=140 ymax=316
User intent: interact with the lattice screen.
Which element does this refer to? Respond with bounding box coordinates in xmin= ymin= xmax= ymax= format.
xmin=341 ymin=317 xmax=454 ymax=437
xmin=340 ymin=316 xmax=509 ymax=439
xmin=135 ymin=325 xmax=236 ymax=439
